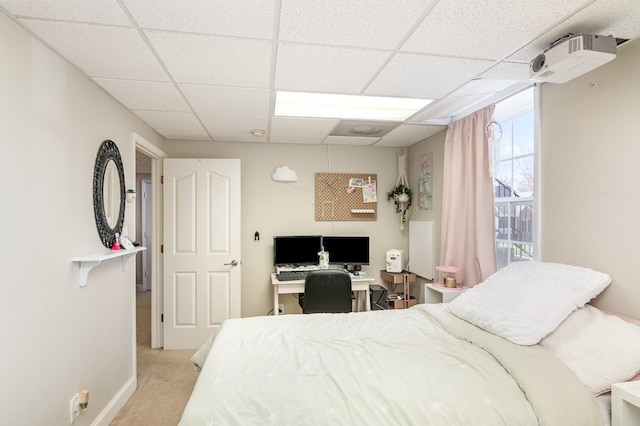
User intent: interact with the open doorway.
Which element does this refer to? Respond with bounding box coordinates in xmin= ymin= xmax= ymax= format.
xmin=133 ymin=132 xmax=166 ymax=349
xmin=136 ymin=152 xmax=152 ymax=292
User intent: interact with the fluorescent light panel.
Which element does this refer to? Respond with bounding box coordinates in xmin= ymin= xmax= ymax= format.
xmin=274 ymin=91 xmax=432 ymax=121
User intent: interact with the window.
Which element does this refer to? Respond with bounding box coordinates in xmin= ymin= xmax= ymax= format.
xmin=493 ymin=88 xmax=535 ymax=269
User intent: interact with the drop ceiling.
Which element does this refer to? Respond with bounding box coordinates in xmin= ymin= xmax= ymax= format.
xmin=1 ymin=0 xmax=638 ymax=147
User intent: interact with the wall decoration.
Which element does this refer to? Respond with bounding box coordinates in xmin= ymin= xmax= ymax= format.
xmin=418 ymin=152 xmax=433 ymax=210
xmin=315 ymin=172 xmax=377 ymax=221
xmin=388 ymin=148 xmax=412 ymax=229
xmin=386 ymin=184 xmax=412 ymax=228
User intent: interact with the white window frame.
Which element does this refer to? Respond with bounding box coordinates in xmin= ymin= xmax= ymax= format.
xmin=493 ymin=85 xmax=540 ymax=268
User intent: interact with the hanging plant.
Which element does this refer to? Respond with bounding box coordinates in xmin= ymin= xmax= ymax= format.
xmin=387 ymin=184 xmax=413 ymax=225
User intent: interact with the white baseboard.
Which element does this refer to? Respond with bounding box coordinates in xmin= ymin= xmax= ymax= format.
xmin=91 ymin=375 xmax=137 ymax=426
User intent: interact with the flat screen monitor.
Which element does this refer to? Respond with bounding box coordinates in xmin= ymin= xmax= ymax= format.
xmin=322 ymin=236 xmax=370 ymax=266
xmin=273 ymin=235 xmax=322 ymax=266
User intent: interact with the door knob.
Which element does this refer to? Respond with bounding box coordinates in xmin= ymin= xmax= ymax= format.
xmin=224 ymin=259 xmax=239 ymax=266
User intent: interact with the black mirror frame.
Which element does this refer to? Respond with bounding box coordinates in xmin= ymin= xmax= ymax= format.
xmin=93 ymin=140 xmax=126 ymax=249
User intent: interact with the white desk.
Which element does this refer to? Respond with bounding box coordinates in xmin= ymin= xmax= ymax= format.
xmin=271 ymin=272 xmax=374 ymax=315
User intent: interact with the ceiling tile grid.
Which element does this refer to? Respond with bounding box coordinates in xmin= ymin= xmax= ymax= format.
xmin=95 ymin=79 xmax=191 ymax=112
xmin=144 ymin=30 xmax=273 ymax=87
xmin=19 ymin=20 xmax=168 ymax=81
xmin=2 ymin=0 xmax=130 ymax=25
xmin=1 ymin=0 xmax=638 ymax=147
xmin=277 ymin=0 xmax=437 ymax=49
xmin=180 ymin=84 xmax=270 ymax=116
xmin=402 ymin=0 xmax=591 ymax=59
xmin=125 ymin=0 xmax=276 ymax=39
xmin=274 ymin=42 xmax=392 ymax=93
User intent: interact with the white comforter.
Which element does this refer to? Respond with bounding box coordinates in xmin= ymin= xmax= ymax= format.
xmin=180 ymin=304 xmax=602 ymax=425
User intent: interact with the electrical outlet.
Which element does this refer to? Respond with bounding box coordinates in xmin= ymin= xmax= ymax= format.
xmin=278 ymin=304 xmax=284 ymax=314
xmin=69 ymin=393 xmax=79 ymax=424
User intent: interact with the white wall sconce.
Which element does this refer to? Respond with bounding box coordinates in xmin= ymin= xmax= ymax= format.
xmin=272 ymin=166 xmax=298 ymax=182
xmin=126 ymin=189 xmax=136 ymax=203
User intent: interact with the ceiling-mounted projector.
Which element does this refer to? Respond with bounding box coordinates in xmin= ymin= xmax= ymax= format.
xmin=529 ymin=34 xmax=616 ymax=83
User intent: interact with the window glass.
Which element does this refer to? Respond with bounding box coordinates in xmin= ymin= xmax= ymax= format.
xmin=499 ymin=120 xmax=513 ymax=159
xmin=513 ymin=111 xmax=534 ymax=157
xmin=513 ymin=156 xmax=534 ymax=196
xmin=493 ymin=87 xmax=535 ymax=268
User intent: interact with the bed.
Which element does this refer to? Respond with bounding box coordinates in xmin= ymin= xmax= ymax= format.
xmin=179 ymin=262 xmax=640 ymax=425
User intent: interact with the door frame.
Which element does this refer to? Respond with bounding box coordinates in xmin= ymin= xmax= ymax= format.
xmin=141 ymin=179 xmax=152 ymax=292
xmin=133 ymin=132 xmax=166 ymax=349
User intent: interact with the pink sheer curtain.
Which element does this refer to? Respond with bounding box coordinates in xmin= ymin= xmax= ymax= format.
xmin=440 ymin=105 xmax=497 ymax=287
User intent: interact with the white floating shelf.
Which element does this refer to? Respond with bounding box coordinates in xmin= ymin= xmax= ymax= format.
xmin=351 ymin=209 xmax=375 ymax=214
xmin=72 ymin=247 xmax=146 ymax=287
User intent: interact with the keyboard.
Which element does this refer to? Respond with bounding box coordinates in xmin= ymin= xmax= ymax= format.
xmin=275 ymin=271 xmax=309 ymax=281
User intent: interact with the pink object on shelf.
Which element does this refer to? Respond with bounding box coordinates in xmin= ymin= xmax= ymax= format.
xmin=435 ymin=265 xmax=459 ymax=274
xmin=111 ymin=232 xmax=121 ymax=250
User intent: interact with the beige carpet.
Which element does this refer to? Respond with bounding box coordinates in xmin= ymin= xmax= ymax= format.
xmin=111 ymin=291 xmax=197 ymax=426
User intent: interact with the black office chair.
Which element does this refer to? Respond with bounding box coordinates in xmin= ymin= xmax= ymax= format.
xmin=302 ymin=270 xmax=352 ymax=314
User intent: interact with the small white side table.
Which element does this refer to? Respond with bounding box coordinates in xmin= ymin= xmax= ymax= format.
xmin=612 ymin=381 xmax=640 ymax=426
xmin=424 ymin=283 xmax=467 ymax=303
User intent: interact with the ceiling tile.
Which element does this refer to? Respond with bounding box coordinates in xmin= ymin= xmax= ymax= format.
xmin=323 ymin=135 xmax=380 ymax=146
xmin=145 ymin=30 xmax=272 ymax=87
xmin=155 ymin=129 xmax=210 ymax=140
xmin=508 ymin=0 xmax=640 ymax=62
xmin=19 ymin=20 xmax=168 ymax=81
xmin=480 ymin=62 xmax=530 ymax=81
xmin=123 ymin=0 xmax=275 ymax=39
xmin=94 ymin=78 xmax=190 ymax=111
xmin=410 ymin=95 xmax=488 ymax=123
xmin=133 ymin=110 xmax=207 ymax=133
xmin=199 ymin=113 xmax=269 ymax=142
xmin=402 ymin=0 xmax=590 ymax=60
xmin=4 ymin=0 xmax=638 ymax=146
xmin=379 ymin=124 xmax=444 ymax=145
xmin=372 ymin=137 xmax=416 ymax=148
xmin=330 ymin=120 xmax=399 ymax=137
xmin=448 ymin=79 xmax=520 ymax=98
xmin=0 ymin=0 xmax=130 ymax=25
xmin=279 ymin=0 xmax=434 ymax=49
xmin=275 ymin=42 xmax=391 ymax=93
xmin=270 ymin=117 xmax=338 ymax=144
xmin=180 ymin=84 xmax=270 ymax=116
xmin=366 ymin=53 xmax=494 ymax=98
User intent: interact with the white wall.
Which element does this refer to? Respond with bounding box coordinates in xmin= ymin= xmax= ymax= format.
xmin=0 ymin=14 xmax=164 ymax=424
xmin=163 ymin=142 xmax=411 ymax=316
xmin=408 ymin=130 xmax=447 ymax=298
xmin=540 ymin=37 xmax=640 ymax=318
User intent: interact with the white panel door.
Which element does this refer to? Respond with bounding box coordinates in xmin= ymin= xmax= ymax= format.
xmin=163 ymin=159 xmax=241 ymax=349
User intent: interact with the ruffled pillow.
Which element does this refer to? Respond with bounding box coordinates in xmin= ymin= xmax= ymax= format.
xmin=540 ymin=305 xmax=640 ymax=395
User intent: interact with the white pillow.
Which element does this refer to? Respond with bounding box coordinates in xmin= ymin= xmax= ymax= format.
xmin=540 ymin=305 xmax=640 ymax=395
xmin=447 ymin=261 xmax=611 ymax=345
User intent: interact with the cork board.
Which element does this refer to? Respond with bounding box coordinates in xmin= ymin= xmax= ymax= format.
xmin=315 ymin=172 xmax=378 ymax=221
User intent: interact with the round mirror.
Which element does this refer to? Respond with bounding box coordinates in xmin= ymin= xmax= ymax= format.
xmin=103 ymin=159 xmax=122 ymax=228
xmin=93 ymin=140 xmax=125 ymax=248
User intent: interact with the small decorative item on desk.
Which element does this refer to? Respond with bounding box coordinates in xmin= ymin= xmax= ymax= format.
xmin=318 ymin=249 xmax=329 ymax=269
xmin=111 ymin=232 xmax=121 ymax=251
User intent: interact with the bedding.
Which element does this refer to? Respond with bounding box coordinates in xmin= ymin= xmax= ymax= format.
xmin=179 ymin=304 xmax=603 ymax=425
xmin=540 ymin=304 xmax=640 ymax=395
xmin=447 ymin=261 xmax=611 ymax=345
